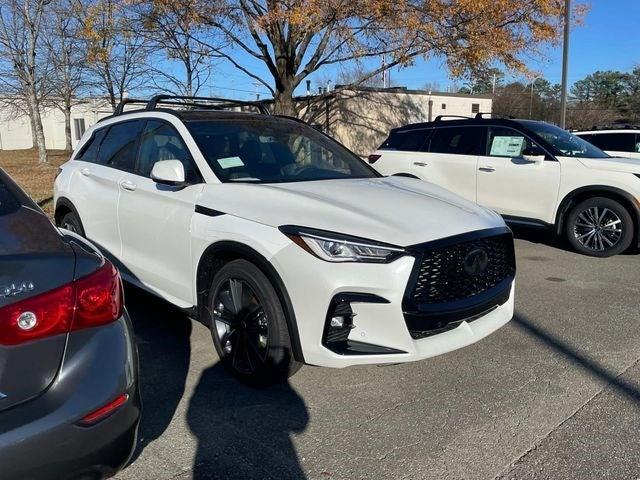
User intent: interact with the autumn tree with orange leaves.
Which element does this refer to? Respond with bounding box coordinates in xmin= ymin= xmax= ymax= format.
xmin=176 ymin=0 xmax=587 ymax=115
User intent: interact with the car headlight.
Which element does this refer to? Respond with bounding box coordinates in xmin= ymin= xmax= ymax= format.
xmin=279 ymin=226 xmax=405 ymax=263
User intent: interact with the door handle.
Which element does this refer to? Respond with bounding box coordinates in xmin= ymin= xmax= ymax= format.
xmin=80 ymin=168 xmax=91 ymax=176
xmin=479 ymin=166 xmax=495 ymax=172
xmin=120 ymin=180 xmax=137 ymax=192
xmin=413 ymin=162 xmax=428 ymax=167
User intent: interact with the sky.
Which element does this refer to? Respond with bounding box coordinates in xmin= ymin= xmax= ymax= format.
xmin=205 ymin=0 xmax=640 ymax=100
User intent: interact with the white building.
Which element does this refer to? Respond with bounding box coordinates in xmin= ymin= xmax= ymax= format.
xmin=0 ymin=99 xmax=113 ymax=150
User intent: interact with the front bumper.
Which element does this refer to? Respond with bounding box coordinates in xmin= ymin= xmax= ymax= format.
xmin=0 ymin=312 xmax=140 ymax=480
xmin=272 ymin=244 xmax=514 ymax=369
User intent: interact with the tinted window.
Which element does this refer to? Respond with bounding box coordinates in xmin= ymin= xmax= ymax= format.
xmin=76 ymin=128 xmax=107 ymax=163
xmin=379 ymin=129 xmax=429 ymax=152
xmin=187 ymin=118 xmax=378 ymax=183
xmin=137 ymin=120 xmax=200 ymax=183
xmin=0 ymin=179 xmax=19 ymax=216
xmin=519 ymin=121 xmax=608 ymax=158
xmin=485 ymin=127 xmax=531 ymax=157
xmin=587 ymin=133 xmax=635 ymax=152
xmin=429 ymin=127 xmax=485 ymax=155
xmin=97 ymin=121 xmax=144 ymax=170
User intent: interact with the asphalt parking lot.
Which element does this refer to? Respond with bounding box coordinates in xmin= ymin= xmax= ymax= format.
xmin=116 ymin=228 xmax=640 ymax=480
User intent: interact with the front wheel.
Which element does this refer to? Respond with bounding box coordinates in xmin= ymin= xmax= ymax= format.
xmin=58 ymin=210 xmax=85 ymax=237
xmin=207 ymin=259 xmax=301 ymax=386
xmin=565 ymin=197 xmax=633 ymax=257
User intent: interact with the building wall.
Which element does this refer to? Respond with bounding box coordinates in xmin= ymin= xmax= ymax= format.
xmin=320 ymin=89 xmax=492 ymax=157
xmin=0 ymin=100 xmax=112 ymax=150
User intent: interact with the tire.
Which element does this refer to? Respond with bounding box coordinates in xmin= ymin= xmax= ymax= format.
xmin=58 ymin=210 xmax=86 ymax=237
xmin=565 ymin=197 xmax=634 ymax=257
xmin=206 ymin=259 xmax=301 ymax=386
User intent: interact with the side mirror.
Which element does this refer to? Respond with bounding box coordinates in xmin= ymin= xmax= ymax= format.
xmin=150 ymin=160 xmax=186 ymax=186
xmin=522 ymin=147 xmax=546 ymax=165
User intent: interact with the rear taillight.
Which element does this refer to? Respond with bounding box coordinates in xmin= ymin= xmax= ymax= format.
xmin=368 ymin=154 xmax=381 ymax=164
xmin=0 ymin=262 xmax=123 ymax=346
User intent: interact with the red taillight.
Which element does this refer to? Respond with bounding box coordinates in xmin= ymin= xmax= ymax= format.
xmin=79 ymin=393 xmax=129 ymax=426
xmin=0 ymin=262 xmax=123 ymax=346
xmin=368 ymin=154 xmax=381 ymax=164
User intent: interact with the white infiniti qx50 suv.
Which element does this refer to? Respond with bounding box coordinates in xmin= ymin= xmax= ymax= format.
xmin=54 ymin=96 xmax=515 ymax=385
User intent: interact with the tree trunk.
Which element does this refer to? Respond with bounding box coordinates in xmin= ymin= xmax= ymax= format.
xmin=273 ymin=80 xmax=298 ymax=116
xmin=64 ymin=106 xmax=72 ymax=151
xmin=27 ymin=87 xmax=48 ymax=164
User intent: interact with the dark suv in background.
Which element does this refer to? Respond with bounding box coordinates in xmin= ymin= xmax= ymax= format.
xmin=0 ymin=169 xmax=140 ymax=480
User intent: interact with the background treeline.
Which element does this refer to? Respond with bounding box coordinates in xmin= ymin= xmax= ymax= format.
xmin=456 ymin=68 xmax=640 ymax=130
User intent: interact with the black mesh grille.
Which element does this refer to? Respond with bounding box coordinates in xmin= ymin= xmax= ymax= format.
xmin=410 ymin=233 xmax=515 ymax=305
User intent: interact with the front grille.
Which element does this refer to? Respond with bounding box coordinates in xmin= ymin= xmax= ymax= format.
xmin=402 ymin=230 xmax=515 ymax=339
xmin=410 ymin=233 xmax=515 ymax=305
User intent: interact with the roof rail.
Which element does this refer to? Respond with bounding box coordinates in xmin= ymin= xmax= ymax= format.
xmin=474 ymin=112 xmax=515 ymax=119
xmin=113 ymin=95 xmax=271 ymax=117
xmin=433 ymin=115 xmax=471 ymax=122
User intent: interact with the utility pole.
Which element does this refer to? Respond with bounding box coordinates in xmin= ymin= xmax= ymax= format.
xmin=529 ymin=79 xmax=535 ymax=119
xmin=559 ymin=0 xmax=570 ymax=128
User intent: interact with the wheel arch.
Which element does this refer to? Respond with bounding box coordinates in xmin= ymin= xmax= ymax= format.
xmin=195 ymin=240 xmax=305 ymax=363
xmin=54 ymin=197 xmax=81 ymax=226
xmin=555 ymin=185 xmax=640 ymax=246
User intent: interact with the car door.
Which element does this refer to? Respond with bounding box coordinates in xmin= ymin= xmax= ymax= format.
xmin=117 ymin=119 xmax=204 ymax=306
xmin=476 ymin=125 xmax=560 ymax=223
xmin=70 ymin=121 xmax=143 ymax=258
xmin=419 ymin=125 xmax=485 ymax=202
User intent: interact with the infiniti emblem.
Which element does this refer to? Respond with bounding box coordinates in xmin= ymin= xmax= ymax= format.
xmin=463 ymin=248 xmax=489 ymax=276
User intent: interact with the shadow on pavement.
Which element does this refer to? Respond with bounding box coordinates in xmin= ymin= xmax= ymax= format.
xmin=125 ymin=284 xmax=309 ymax=479
xmin=513 ymin=313 xmax=640 ymax=401
xmin=509 ymin=225 xmax=566 ymax=250
xmin=125 ymin=284 xmax=192 ymax=463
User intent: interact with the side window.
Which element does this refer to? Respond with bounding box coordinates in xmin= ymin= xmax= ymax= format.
xmin=137 ymin=120 xmax=200 ymax=183
xmin=75 ymin=128 xmax=107 ymax=163
xmin=486 ymin=127 xmax=533 ymax=158
xmin=635 ymin=134 xmax=640 ymax=153
xmin=97 ymin=120 xmax=144 ymax=171
xmin=379 ymin=129 xmax=429 ymax=152
xmin=588 ymin=133 xmax=635 ymax=152
xmin=428 ymin=127 xmax=485 ymax=155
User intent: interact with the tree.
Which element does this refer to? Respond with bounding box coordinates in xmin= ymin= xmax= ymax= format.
xmin=0 ymin=0 xmax=50 ymax=163
xmin=133 ymin=0 xmax=218 ymax=96
xmin=571 ymin=70 xmax=629 ymax=108
xmin=80 ymin=0 xmax=149 ymax=110
xmin=45 ymin=0 xmax=88 ymax=150
xmin=192 ymin=0 xmax=580 ymax=116
xmin=459 ymin=68 xmax=504 ymax=95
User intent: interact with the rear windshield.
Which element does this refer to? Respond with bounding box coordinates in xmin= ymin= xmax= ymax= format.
xmin=186 ymin=118 xmax=379 ymax=183
xmin=0 ymin=178 xmax=20 ymax=216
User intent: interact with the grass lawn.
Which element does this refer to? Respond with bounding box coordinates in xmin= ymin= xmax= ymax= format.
xmin=0 ymin=149 xmax=70 ymax=216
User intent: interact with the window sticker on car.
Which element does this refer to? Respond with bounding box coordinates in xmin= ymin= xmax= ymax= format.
xmin=490 ymin=136 xmax=524 ymax=157
xmin=217 ymin=156 xmax=245 ymax=169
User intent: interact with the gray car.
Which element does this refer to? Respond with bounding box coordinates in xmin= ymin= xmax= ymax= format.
xmin=0 ymin=168 xmax=140 ymax=480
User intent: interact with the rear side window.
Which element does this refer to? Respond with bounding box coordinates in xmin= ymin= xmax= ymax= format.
xmin=0 ymin=179 xmax=19 ymax=216
xmin=75 ymin=128 xmax=107 ymax=163
xmin=379 ymin=129 xmax=429 ymax=152
xmin=587 ymin=133 xmax=636 ymax=152
xmin=429 ymin=127 xmax=485 ymax=155
xmin=97 ymin=120 xmax=144 ymax=171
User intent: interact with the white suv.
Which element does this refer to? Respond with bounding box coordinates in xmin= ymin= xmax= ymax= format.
xmin=370 ymin=116 xmax=640 ymax=257
xmin=573 ymin=127 xmax=640 ymax=160
xmin=54 ymin=96 xmax=515 ymax=385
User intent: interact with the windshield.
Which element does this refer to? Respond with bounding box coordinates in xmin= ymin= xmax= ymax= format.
xmin=186 ymin=118 xmax=379 ymax=183
xmin=519 ymin=121 xmax=609 ymax=158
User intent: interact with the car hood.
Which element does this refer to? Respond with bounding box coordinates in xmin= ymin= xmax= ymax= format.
xmin=198 ymin=176 xmax=504 ymax=246
xmin=575 ymin=156 xmax=640 ymax=174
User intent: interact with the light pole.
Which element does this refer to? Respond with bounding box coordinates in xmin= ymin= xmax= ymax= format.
xmin=559 ymin=0 xmax=570 ymax=128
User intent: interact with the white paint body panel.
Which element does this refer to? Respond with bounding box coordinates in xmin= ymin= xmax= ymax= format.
xmin=55 ymin=111 xmax=515 ymax=368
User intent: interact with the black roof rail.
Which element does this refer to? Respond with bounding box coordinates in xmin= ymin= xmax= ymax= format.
xmin=112 ymin=95 xmax=271 ymax=117
xmin=146 ymin=95 xmax=270 ymax=115
xmin=474 ymin=112 xmax=515 ymax=119
xmin=433 ymin=115 xmax=471 ymax=122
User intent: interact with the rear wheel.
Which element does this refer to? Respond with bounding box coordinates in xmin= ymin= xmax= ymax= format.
xmin=565 ymin=197 xmax=633 ymax=257
xmin=58 ymin=210 xmax=85 ymax=237
xmin=207 ymin=259 xmax=301 ymax=386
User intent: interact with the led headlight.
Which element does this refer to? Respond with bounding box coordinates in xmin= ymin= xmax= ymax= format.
xmin=279 ymin=226 xmax=405 ymax=263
